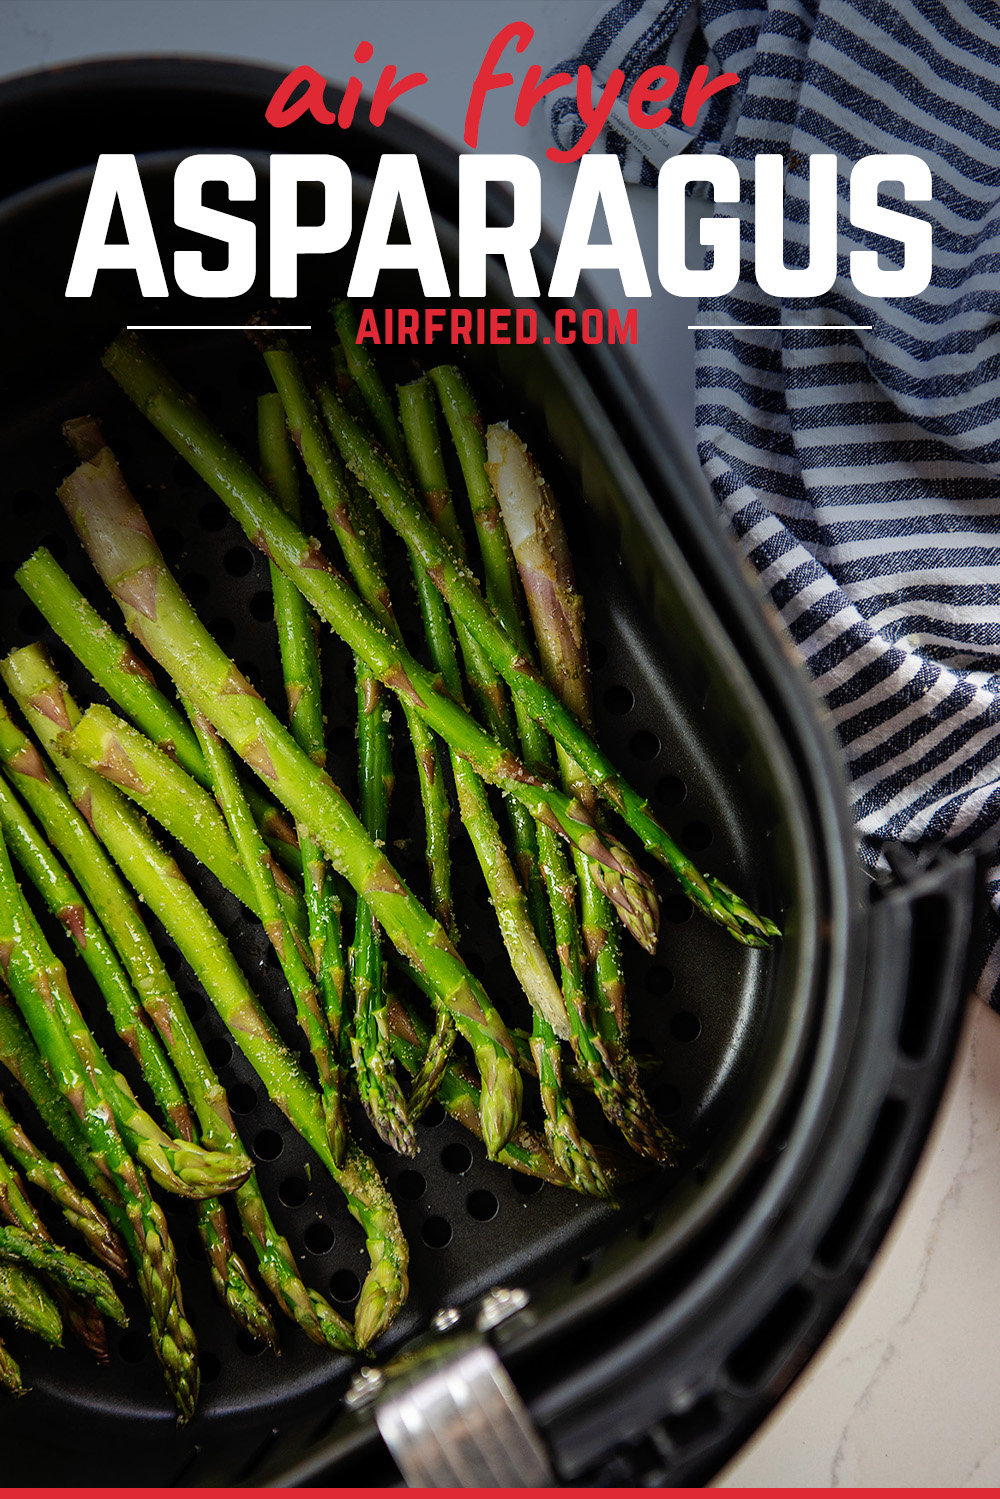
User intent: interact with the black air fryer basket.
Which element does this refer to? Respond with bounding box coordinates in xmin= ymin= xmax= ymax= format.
xmin=0 ymin=59 xmax=979 ymax=1487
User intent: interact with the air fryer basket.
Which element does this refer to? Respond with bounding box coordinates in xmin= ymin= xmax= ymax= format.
xmin=0 ymin=60 xmax=977 ymax=1487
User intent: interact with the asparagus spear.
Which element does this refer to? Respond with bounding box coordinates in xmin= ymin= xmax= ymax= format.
xmin=102 ymin=333 xmax=664 ymax=952
xmin=0 ymin=835 xmax=199 ymax=1421
xmin=326 ymin=378 xmax=776 ymax=947
xmin=15 ymin=539 xmax=301 ymax=877
xmin=2 ymin=654 xmax=384 ymax=1351
xmin=0 ymin=783 xmax=250 ymax=1205
xmin=387 ymin=999 xmax=572 ymax=1188
xmin=258 ymin=392 xmax=349 ymax=1164
xmin=57 ymin=437 xmax=522 ymax=1164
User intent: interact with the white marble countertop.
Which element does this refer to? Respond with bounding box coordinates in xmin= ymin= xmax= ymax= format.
xmin=2 ymin=2 xmax=996 ymax=1487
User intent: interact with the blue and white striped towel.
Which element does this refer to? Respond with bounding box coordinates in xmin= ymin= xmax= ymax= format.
xmin=551 ymin=0 xmax=1000 ymax=1007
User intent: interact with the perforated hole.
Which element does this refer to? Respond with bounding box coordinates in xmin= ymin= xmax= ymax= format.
xmin=655 ymin=774 xmax=686 ymax=806
xmin=118 ymin=1329 xmax=148 ymax=1364
xmin=396 ymin=1170 xmax=426 ymax=1200
xmin=629 ymin=729 xmax=660 ymax=761
xmin=670 ymin=1011 xmax=702 ymax=1043
xmin=199 ymin=500 xmax=229 ymax=531
xmin=683 ymin=821 xmax=714 ymax=851
xmin=237 ymin=1330 xmax=270 ymax=1357
xmin=441 ymin=1142 xmax=473 ymax=1174
xmin=663 ymin=894 xmax=694 ymax=924
xmin=230 ymin=1083 xmax=257 ymax=1115
xmin=253 ymin=1129 xmax=283 ymax=1162
xmin=422 ymin=1216 xmax=453 ymax=1247
xmin=224 ymin=546 xmax=254 ymax=577
xmin=604 ymin=684 xmax=634 ymax=715
xmin=278 ymin=1176 xmax=308 ymax=1208
xmin=643 ymin=965 xmax=674 ymax=997
xmin=206 ymin=1036 xmax=233 ymax=1068
xmin=466 ymin=1190 xmax=499 ymax=1222
xmin=329 ymin=1269 xmax=361 ymax=1303
xmin=303 ymin=1222 xmax=335 ymax=1255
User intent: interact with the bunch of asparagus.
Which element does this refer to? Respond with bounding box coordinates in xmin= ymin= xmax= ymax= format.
xmin=0 ymin=306 xmax=777 ymax=1420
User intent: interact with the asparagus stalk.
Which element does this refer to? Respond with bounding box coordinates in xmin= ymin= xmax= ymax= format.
xmin=261 ymin=347 xmax=439 ymax=1149
xmin=0 ymin=696 xmax=345 ymax=1353
xmin=16 ymin=540 xmax=300 ymax=877
xmin=2 ymin=655 xmax=384 ymax=1352
xmin=258 ymin=392 xmax=349 ymax=1165
xmin=57 ymin=437 xmax=522 ymax=1165
xmin=331 ymin=375 xmax=775 ymax=946
xmin=0 ymin=837 xmax=199 ymax=1421
xmin=434 ymin=385 xmax=675 ymax=1158
xmin=103 ymin=333 xmax=664 ymax=952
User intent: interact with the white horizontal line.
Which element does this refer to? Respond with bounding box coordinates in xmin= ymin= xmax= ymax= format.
xmin=689 ymin=323 xmax=872 ymax=331
xmin=125 ymin=324 xmax=312 ymax=331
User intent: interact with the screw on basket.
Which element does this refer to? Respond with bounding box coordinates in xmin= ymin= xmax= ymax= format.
xmin=432 ymin=1306 xmax=461 ymax=1333
xmin=344 ymin=1365 xmax=386 ymax=1411
xmin=475 ymin=1286 xmax=530 ymax=1333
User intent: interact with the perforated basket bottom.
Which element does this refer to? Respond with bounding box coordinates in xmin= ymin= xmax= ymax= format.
xmin=0 ymin=326 xmax=772 ymax=1482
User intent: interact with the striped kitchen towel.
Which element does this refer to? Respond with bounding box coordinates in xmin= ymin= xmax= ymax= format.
xmin=551 ymin=0 xmax=1000 ymax=1007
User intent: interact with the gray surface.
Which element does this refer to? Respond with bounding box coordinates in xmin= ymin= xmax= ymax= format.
xmin=0 ymin=0 xmax=703 ymax=451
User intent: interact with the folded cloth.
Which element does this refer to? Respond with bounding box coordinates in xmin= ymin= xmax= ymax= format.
xmin=551 ymin=0 xmax=1000 ymax=1007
